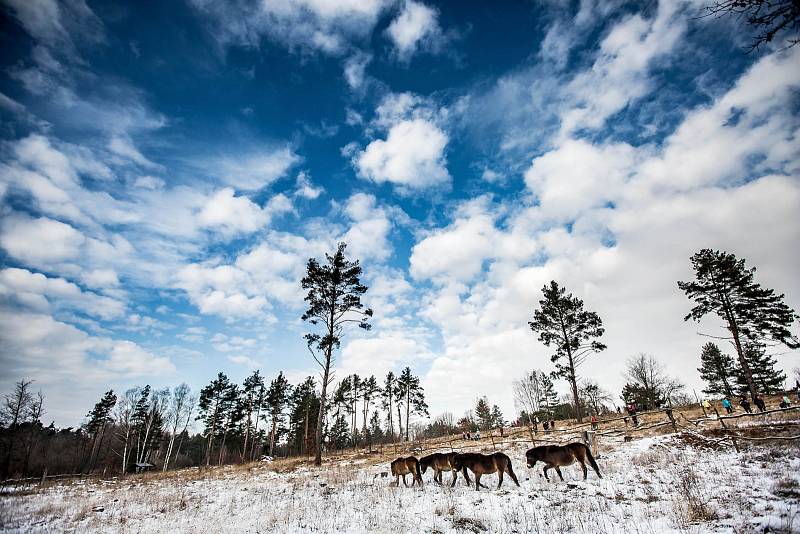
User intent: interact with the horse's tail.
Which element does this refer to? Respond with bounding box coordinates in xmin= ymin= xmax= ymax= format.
xmin=415 ymin=458 xmax=423 ymax=485
xmin=505 ymin=456 xmax=520 ymax=486
xmin=584 ymin=445 xmax=602 ymax=478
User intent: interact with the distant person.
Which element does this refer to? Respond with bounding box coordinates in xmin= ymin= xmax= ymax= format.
xmin=740 ymin=397 xmax=752 ymax=413
xmin=550 ymin=418 xmax=556 ymax=431
xmin=590 ymin=414 xmax=599 ymax=431
xmin=722 ymin=398 xmax=733 ymax=414
xmin=532 ymin=416 xmax=539 ymax=434
xmin=543 ymin=420 xmax=550 ymax=432
xmin=627 ymin=404 xmax=638 ymax=426
xmin=473 ymin=429 xmax=481 ymax=441
xmin=754 ymin=395 xmax=766 ymax=412
xmin=779 ymin=395 xmax=791 ymax=409
xmin=702 ymin=399 xmax=712 ymax=415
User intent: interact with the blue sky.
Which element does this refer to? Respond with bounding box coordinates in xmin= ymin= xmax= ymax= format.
xmin=1 ymin=0 xmax=798 ymax=427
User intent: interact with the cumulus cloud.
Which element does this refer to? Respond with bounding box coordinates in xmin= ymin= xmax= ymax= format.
xmin=294 ymin=171 xmax=324 ymax=200
xmin=197 ymin=188 xmax=292 ymax=236
xmin=0 ymin=213 xmax=85 ymax=264
xmin=386 ymin=0 xmax=444 ymax=61
xmin=355 ymin=118 xmax=450 ymax=189
xmin=524 ymin=139 xmax=638 ymax=219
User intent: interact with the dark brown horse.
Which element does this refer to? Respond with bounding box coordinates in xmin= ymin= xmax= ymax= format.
xmin=390 ymin=456 xmax=423 ymax=487
xmin=452 ymin=452 xmax=520 ymax=491
xmin=420 ymin=452 xmax=466 ymax=487
xmin=525 ymin=443 xmax=601 ymax=481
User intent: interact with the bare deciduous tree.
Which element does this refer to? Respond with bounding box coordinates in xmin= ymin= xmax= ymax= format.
xmin=623 ymin=354 xmax=684 ymax=408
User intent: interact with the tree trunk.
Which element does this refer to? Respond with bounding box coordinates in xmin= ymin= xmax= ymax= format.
xmin=250 ymin=400 xmax=262 ymax=462
xmin=396 ymin=404 xmax=402 ymax=442
xmin=269 ymin=418 xmax=277 ymax=457
xmin=568 ymin=352 xmax=582 ymax=423
xmin=727 ymin=309 xmax=758 ymax=400
xmin=205 ymin=401 xmax=219 ymax=467
xmin=405 ymin=390 xmax=411 ymax=442
xmin=314 ymin=349 xmax=330 ymax=466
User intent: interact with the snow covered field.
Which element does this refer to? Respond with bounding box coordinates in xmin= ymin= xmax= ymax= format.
xmin=1 ymin=436 xmax=798 ymax=533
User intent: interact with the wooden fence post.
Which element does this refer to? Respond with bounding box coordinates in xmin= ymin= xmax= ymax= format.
xmin=665 ymin=408 xmax=677 ymax=433
xmin=713 ymin=406 xmax=740 ymax=452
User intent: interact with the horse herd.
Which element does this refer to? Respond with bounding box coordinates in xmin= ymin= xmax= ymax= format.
xmin=389 ymin=443 xmax=602 ymax=491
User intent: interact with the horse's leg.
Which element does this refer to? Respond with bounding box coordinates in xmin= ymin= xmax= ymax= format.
xmin=579 ymin=460 xmax=587 ymax=480
xmin=403 ymin=474 xmax=409 ymax=487
xmin=543 ymin=466 xmax=550 ymax=482
xmin=450 ymin=469 xmax=458 ymax=488
xmin=475 ymin=473 xmax=482 ymax=491
xmin=497 ymin=468 xmax=504 ymax=489
xmin=555 ymin=467 xmax=564 ymax=482
xmin=462 ymin=467 xmax=471 ymax=486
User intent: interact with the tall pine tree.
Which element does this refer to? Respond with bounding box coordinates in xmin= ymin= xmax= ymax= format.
xmin=381 ymin=372 xmax=396 ymax=439
xmin=301 ymin=242 xmax=372 ymax=465
xmin=265 ymin=372 xmax=291 ymax=457
xmin=735 ymin=342 xmax=787 ymax=396
xmin=529 ymin=281 xmax=606 ymax=422
xmin=287 ymin=377 xmax=319 ymax=456
xmin=360 ymin=375 xmax=380 ymax=441
xmin=197 ymin=373 xmax=235 ymax=466
xmin=475 ymin=397 xmax=492 ymax=430
xmin=84 ymin=390 xmax=116 ymax=472
xmin=678 ymin=249 xmax=799 ymax=400
xmin=698 ymin=343 xmax=736 ymax=397
xmin=395 ymin=367 xmax=429 ymax=441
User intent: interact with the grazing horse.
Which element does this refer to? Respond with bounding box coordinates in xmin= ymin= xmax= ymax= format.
xmin=452 ymin=452 xmax=520 ymax=491
xmin=525 ymin=443 xmax=602 ymax=482
xmin=419 ymin=452 xmax=466 ymax=487
xmin=390 ymin=456 xmax=423 ymax=487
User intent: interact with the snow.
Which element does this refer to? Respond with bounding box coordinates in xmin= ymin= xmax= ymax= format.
xmin=1 ymin=437 xmax=798 ymax=533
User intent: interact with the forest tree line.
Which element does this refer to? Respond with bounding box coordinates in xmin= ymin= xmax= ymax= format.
xmin=2 ymin=246 xmax=797 ymax=478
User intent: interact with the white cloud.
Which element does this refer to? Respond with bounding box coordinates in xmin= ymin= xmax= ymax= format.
xmin=343 ymin=52 xmax=372 ymax=90
xmin=210 ymin=146 xmax=299 ymax=191
xmin=0 ymin=309 xmax=174 ymax=424
xmin=339 ymin=333 xmax=432 ymax=379
xmin=412 ymin=47 xmax=800 ymax=421
xmin=108 ymin=135 xmax=160 ymax=169
xmin=197 ymin=188 xmax=270 ymax=235
xmin=294 ymin=171 xmax=324 ymax=200
xmin=133 ymin=175 xmax=165 ymax=190
xmin=212 ymin=333 xmax=257 ymax=353
xmin=0 ymin=267 xmax=125 ymax=320
xmin=104 ymin=340 xmax=174 ymax=375
xmin=341 ymin=193 xmax=395 ymax=261
xmin=559 ymin=1 xmax=687 ymax=137
xmin=189 ymin=0 xmax=391 ymax=56
xmin=227 ymin=354 xmax=261 ymax=369
xmin=386 ymin=0 xmax=443 ymax=61
xmin=0 ymin=213 xmax=85 ymax=264
xmin=80 ymin=269 xmax=120 ymax=289
xmin=410 ymin=197 xmax=537 ymax=284
xmin=355 ymin=118 xmax=450 ymax=189
xmin=524 ymin=139 xmax=638 ymax=219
